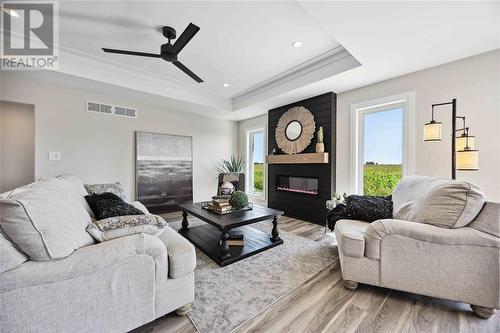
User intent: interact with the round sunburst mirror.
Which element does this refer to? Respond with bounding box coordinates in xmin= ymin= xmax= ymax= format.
xmin=275 ymin=106 xmax=315 ymax=154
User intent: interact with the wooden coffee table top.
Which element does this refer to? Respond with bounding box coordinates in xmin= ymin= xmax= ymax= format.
xmin=179 ymin=202 xmax=283 ymax=231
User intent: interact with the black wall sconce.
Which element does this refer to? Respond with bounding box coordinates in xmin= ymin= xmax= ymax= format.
xmin=423 ymin=98 xmax=479 ymax=180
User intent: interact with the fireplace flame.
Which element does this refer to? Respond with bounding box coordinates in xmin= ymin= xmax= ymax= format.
xmin=276 ymin=187 xmax=318 ymax=195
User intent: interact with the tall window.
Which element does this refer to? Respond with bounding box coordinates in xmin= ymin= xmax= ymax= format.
xmin=350 ymin=93 xmax=415 ymax=195
xmin=247 ymin=130 xmax=265 ymax=195
xmin=363 ymin=108 xmax=403 ymax=195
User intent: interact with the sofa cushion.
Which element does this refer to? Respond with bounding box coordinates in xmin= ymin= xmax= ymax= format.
xmin=334 ymin=219 xmax=369 ymax=258
xmin=0 ymin=178 xmax=95 ymax=261
xmin=0 ymin=233 xmax=168 ymax=293
xmin=467 ymin=202 xmax=500 ymax=238
xmin=0 ymin=229 xmax=28 ymax=273
xmin=392 ymin=175 xmax=485 ymax=228
xmin=87 ymin=214 xmax=168 ymax=242
xmin=364 ymin=219 xmax=499 ymax=260
xmin=84 ymin=182 xmax=127 ymax=201
xmin=157 ymin=225 xmax=196 ymax=279
xmin=56 ymin=175 xmax=95 ymax=218
xmin=0 ymin=177 xmax=49 ymax=199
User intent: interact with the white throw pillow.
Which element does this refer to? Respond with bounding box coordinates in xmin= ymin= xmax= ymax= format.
xmin=0 ymin=178 xmax=95 ymax=261
xmin=392 ymin=175 xmax=485 ymax=228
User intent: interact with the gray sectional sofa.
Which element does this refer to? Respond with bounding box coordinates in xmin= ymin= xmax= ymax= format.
xmin=0 ymin=175 xmax=196 ymax=333
xmin=335 ymin=176 xmax=500 ymax=319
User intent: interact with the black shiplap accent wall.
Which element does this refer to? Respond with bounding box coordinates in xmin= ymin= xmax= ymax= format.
xmin=267 ymin=92 xmax=336 ymax=225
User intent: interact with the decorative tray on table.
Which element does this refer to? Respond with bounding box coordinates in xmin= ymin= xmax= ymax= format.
xmin=201 ymin=201 xmax=253 ymax=215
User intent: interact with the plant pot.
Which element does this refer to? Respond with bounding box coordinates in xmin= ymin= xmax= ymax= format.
xmin=316 ymin=143 xmax=325 ymax=153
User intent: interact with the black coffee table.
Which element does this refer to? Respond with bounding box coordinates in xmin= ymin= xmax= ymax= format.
xmin=178 ymin=202 xmax=284 ymax=266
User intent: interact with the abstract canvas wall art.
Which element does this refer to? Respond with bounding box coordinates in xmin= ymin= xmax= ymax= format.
xmin=135 ymin=131 xmax=193 ymax=213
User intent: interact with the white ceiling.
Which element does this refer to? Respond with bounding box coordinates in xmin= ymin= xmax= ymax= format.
xmin=3 ymin=1 xmax=499 ymax=120
xmin=58 ymin=1 xmax=341 ymax=98
xmin=230 ymin=1 xmax=500 ymax=119
xmin=298 ymin=1 xmax=500 ymax=93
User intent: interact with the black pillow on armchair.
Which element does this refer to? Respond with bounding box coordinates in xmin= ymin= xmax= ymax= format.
xmin=84 ymin=192 xmax=144 ymax=220
xmin=327 ymin=195 xmax=393 ymax=231
xmin=345 ymin=195 xmax=393 ymax=222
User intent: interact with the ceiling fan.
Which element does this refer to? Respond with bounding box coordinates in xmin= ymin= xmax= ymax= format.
xmin=102 ymin=23 xmax=203 ymax=83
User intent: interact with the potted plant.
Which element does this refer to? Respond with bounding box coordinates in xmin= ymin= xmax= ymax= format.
xmin=316 ymin=126 xmax=325 ymax=153
xmin=216 ymin=156 xmax=246 ymax=194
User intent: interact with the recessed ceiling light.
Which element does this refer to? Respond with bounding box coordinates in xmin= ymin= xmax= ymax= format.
xmin=223 ymin=83 xmax=229 ymax=87
xmin=292 ymin=41 xmax=303 ymax=48
xmin=1 ymin=8 xmax=19 ymax=17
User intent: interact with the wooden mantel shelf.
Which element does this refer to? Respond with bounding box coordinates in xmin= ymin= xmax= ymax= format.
xmin=266 ymin=152 xmax=329 ymax=164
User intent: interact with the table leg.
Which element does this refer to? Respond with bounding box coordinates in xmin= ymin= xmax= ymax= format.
xmin=271 ymin=216 xmax=281 ymax=242
xmin=181 ymin=210 xmax=189 ymax=232
xmin=220 ymin=231 xmax=231 ymax=260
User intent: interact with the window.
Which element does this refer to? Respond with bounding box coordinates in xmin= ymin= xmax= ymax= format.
xmin=363 ymin=108 xmax=403 ymax=195
xmin=247 ymin=129 xmax=265 ymax=195
xmin=350 ymin=92 xmax=415 ymax=195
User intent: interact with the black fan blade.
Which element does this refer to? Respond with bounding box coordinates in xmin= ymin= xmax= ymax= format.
xmin=173 ymin=61 xmax=203 ymax=83
xmin=102 ymin=48 xmax=161 ymax=58
xmin=170 ymin=23 xmax=200 ymax=55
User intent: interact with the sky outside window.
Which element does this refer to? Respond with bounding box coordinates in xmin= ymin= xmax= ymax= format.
xmin=364 ymin=108 xmax=403 ymax=164
xmin=253 ymin=132 xmax=264 ymax=163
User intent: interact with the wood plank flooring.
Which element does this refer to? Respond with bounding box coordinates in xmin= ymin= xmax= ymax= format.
xmin=132 ymin=215 xmax=500 ymax=333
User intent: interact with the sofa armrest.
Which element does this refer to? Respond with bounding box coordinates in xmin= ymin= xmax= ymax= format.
xmin=364 ymin=219 xmax=500 ymax=259
xmin=157 ymin=226 xmax=196 ymax=278
xmin=334 ymin=219 xmax=370 ymax=258
xmin=0 ymin=233 xmax=168 ymax=292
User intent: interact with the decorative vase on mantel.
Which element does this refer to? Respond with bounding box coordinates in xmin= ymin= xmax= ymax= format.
xmin=316 ymin=143 xmax=325 ymax=153
xmin=315 ymin=126 xmax=325 ymax=153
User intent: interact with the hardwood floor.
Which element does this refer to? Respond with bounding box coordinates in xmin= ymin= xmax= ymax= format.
xmin=133 ymin=215 xmax=500 ymax=333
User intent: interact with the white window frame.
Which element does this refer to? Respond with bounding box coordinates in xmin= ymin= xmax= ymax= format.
xmin=349 ymin=91 xmax=416 ymax=194
xmin=246 ymin=128 xmax=266 ymax=199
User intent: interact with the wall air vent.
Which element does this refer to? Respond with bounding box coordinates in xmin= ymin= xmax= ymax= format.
xmin=114 ymin=106 xmax=137 ymax=118
xmin=86 ymin=101 xmax=137 ymax=119
xmin=86 ymin=101 xmax=112 ymax=115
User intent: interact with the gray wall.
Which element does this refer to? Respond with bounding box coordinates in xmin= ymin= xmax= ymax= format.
xmin=0 ymin=74 xmax=237 ymax=201
xmin=0 ymin=101 xmax=35 ymax=192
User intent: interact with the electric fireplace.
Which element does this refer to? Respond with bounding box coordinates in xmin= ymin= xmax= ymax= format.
xmin=276 ymin=175 xmax=319 ymax=196
xmin=267 ymin=92 xmax=336 ymax=225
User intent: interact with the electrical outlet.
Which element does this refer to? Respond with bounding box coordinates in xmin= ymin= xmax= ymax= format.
xmin=48 ymin=152 xmax=61 ymax=161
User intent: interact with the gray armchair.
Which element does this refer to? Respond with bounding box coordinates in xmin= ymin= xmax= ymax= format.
xmin=335 ymin=176 xmax=500 ymax=319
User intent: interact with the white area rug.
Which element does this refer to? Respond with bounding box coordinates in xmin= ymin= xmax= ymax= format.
xmin=169 ymin=219 xmax=338 ymax=333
